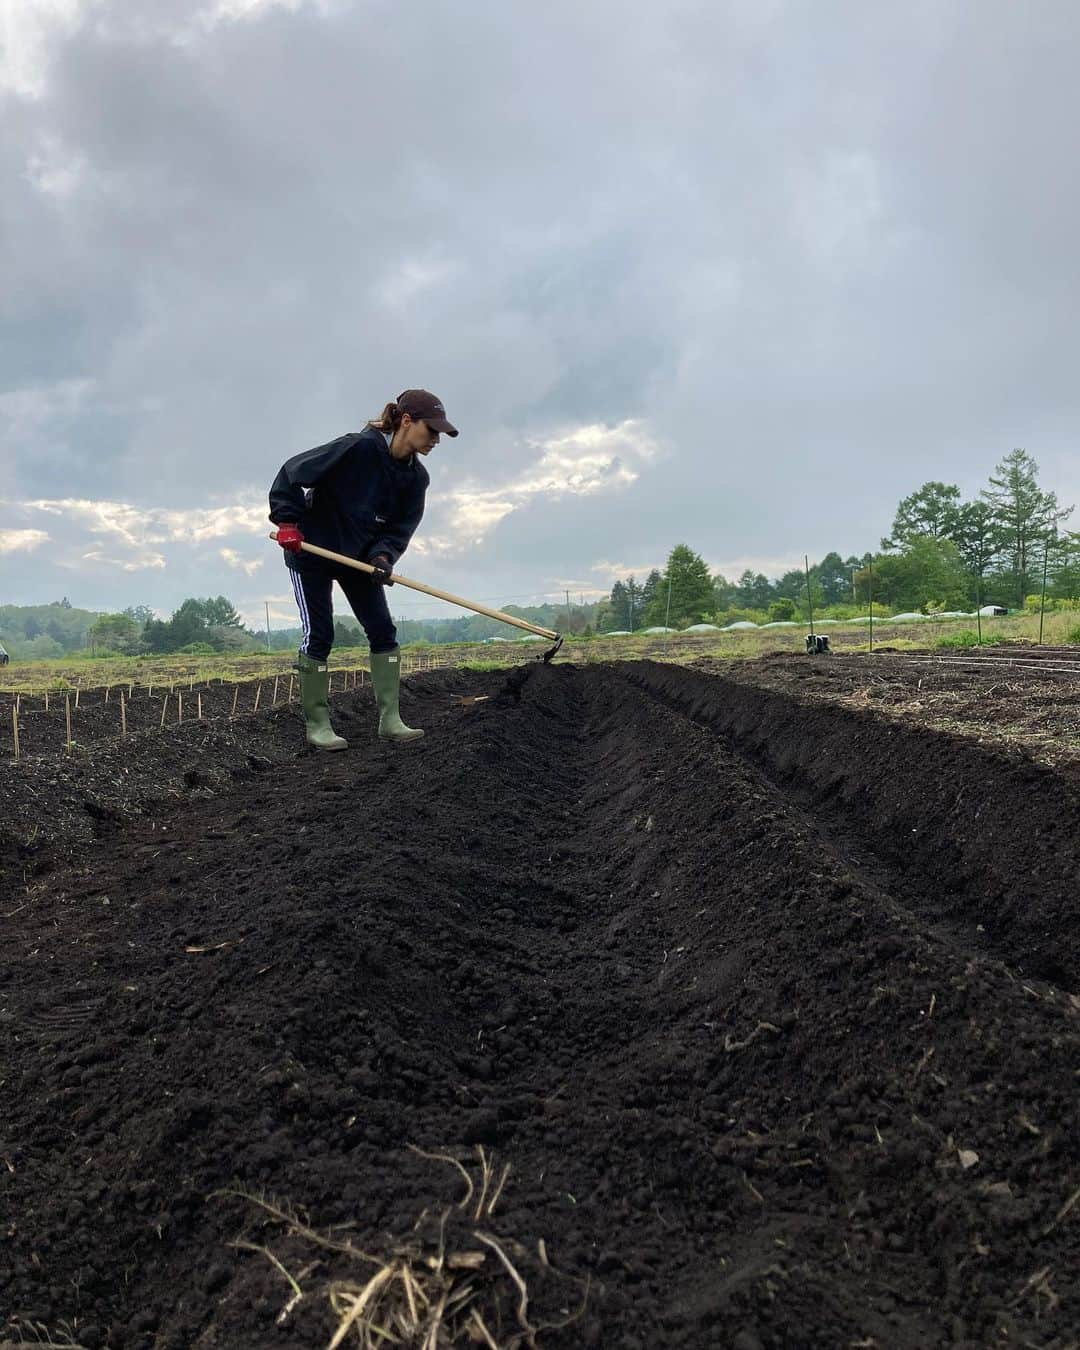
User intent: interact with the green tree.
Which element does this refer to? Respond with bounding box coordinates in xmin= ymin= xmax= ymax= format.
xmin=733 ymin=569 xmax=773 ymax=610
xmin=982 ymin=449 xmax=1073 ymax=607
xmin=860 ymin=537 xmax=968 ymax=611
xmin=712 ymin=573 xmax=735 ymax=611
xmin=620 ymin=576 xmax=646 ymax=630
xmin=951 ymin=500 xmax=1001 ymax=600
xmin=815 ymin=552 xmax=852 ymax=605
xmin=25 ymin=634 xmax=65 ymax=659
xmin=140 ymin=595 xmax=247 ymax=653
xmin=768 ymin=597 xmax=797 ymax=621
xmin=773 ymin=569 xmax=807 ymax=602
xmin=647 ymin=545 xmax=715 ymax=626
xmin=1051 ymin=532 xmax=1080 ymax=600
xmin=203 ymin=595 xmax=244 ymax=627
xmin=641 ymin=569 xmax=663 ymax=617
xmin=882 ymin=482 xmax=962 ymax=551
xmin=89 ymin=612 xmax=143 ymax=655
xmin=606 ymin=580 xmax=631 ymax=630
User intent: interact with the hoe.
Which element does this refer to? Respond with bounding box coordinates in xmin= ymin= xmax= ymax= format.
xmin=269 ymin=535 xmax=564 ymax=663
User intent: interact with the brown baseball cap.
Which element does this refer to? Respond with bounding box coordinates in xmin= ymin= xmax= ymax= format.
xmin=397 ymin=389 xmax=458 ymax=437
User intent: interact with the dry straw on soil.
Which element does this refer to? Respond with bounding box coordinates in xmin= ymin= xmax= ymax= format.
xmin=216 ymin=1146 xmax=585 ymax=1349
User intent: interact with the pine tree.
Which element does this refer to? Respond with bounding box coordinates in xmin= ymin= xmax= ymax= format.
xmin=982 ymin=450 xmax=1073 ymax=606
xmin=952 ymin=501 xmax=1001 ymax=599
xmin=607 ymin=580 xmax=631 ymax=630
xmin=647 ymin=545 xmax=715 ymax=626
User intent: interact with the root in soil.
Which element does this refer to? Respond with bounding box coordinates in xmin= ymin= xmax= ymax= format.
xmin=216 ymin=1147 xmax=583 ymax=1348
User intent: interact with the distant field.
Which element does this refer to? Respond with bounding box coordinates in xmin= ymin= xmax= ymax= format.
xmin=0 ymin=609 xmax=1075 ymax=692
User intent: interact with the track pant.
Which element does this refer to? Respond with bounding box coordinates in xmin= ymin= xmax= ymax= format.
xmin=287 ymin=557 xmax=397 ymax=660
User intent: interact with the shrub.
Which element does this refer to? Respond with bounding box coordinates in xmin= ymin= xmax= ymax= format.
xmin=767 ymin=598 xmax=797 ymax=622
xmin=934 ymin=630 xmax=999 ymax=649
xmin=1067 ymin=624 xmax=1080 ymax=646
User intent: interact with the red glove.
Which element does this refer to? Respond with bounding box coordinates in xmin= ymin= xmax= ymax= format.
xmin=275 ymin=523 xmax=304 ymax=554
xmin=369 ymin=554 xmax=395 ymax=585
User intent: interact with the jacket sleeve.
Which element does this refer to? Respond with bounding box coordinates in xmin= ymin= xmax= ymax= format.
xmin=268 ymin=435 xmax=356 ymax=524
xmin=369 ymin=474 xmax=428 ymax=566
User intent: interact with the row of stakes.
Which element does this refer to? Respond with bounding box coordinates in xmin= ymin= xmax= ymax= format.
xmin=6 ymin=665 xmax=376 ymax=763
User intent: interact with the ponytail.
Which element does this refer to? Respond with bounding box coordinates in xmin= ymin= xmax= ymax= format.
xmin=367 ymin=400 xmax=401 ymax=433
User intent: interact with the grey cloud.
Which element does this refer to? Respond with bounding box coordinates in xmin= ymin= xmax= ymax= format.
xmin=2 ymin=0 xmax=1078 ymax=621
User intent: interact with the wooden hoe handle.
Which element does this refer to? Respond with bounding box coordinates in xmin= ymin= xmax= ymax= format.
xmin=269 ymin=534 xmax=560 ymax=642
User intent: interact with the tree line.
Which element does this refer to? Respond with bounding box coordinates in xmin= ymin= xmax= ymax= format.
xmin=599 ymin=448 xmax=1078 ymax=628
xmin=0 ymin=597 xmax=254 ymax=659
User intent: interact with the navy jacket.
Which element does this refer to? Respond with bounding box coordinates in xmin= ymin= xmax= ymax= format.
xmin=268 ymin=427 xmax=429 ymax=568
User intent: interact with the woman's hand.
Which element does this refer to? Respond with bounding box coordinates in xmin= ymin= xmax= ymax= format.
xmin=275 ymin=523 xmax=304 ymax=553
xmin=369 ymin=554 xmax=395 ymax=585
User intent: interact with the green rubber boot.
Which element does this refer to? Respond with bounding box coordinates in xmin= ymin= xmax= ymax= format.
xmin=369 ymin=648 xmax=424 ymax=742
xmin=297 ymin=653 xmax=348 ymax=751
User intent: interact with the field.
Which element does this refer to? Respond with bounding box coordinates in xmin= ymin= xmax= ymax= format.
xmin=1 ymin=650 xmax=1078 ymax=1348
xmin=1 ymin=607 xmax=1077 ymax=700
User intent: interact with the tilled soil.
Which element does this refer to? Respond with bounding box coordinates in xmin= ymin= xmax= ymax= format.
xmin=2 ymin=660 xmax=1078 ymax=1349
xmin=693 ymin=645 xmax=1080 ymax=769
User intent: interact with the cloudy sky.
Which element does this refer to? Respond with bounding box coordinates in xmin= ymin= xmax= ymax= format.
xmin=2 ymin=0 xmax=1078 ymax=629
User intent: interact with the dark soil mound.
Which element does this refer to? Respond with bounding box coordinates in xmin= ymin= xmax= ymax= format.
xmin=2 ymin=663 xmax=1077 ymax=1349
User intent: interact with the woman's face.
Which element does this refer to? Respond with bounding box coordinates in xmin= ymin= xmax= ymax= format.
xmin=398 ymin=414 xmax=440 ymax=457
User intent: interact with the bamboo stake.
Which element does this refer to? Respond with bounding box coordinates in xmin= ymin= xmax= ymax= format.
xmin=253 ymin=683 xmax=262 ymax=713
xmin=804 ymin=554 xmax=815 ymax=639
xmin=65 ymin=694 xmax=73 ymax=753
xmin=104 ymin=685 xmax=110 ymax=703
xmin=197 ymin=692 xmax=203 ymax=721
xmin=1038 ymin=542 xmax=1051 ymax=645
xmin=868 ymin=558 xmax=874 ymax=653
xmin=272 ymin=675 xmax=279 ymax=704
xmin=160 ymin=695 xmax=168 ymax=729
xmin=230 ymin=686 xmax=239 ymax=719
xmin=178 ymin=691 xmax=183 ymax=724
xmin=120 ymin=693 xmax=127 ymax=740
xmin=11 ymin=704 xmax=20 ymax=762
xmin=148 ymin=683 xmax=153 ymax=698
xmin=44 ymin=690 xmax=49 ymax=711
xmin=976 ymin=574 xmax=982 ymax=644
xmin=75 ymin=687 xmax=80 ymax=708
xmin=287 ymin=674 xmax=294 ymax=702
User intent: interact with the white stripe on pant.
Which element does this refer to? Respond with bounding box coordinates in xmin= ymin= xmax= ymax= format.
xmin=290 ymin=567 xmax=312 ymax=655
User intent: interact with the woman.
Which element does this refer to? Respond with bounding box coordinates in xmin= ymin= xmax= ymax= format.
xmin=269 ymin=389 xmax=458 ymax=751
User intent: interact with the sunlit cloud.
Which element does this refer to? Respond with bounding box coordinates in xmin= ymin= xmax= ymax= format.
xmin=79 ymin=548 xmax=168 ymax=572
xmin=590 ymin=557 xmax=665 ymax=580
xmin=426 ymin=419 xmax=662 ymax=553
xmin=20 ymin=496 xmax=268 ymax=545
xmin=0 ymin=527 xmax=50 ymax=554
xmin=220 ymin=546 xmax=263 ymax=577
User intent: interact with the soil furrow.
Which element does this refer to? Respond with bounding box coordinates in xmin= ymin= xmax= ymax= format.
xmin=618 ymin=660 xmax=1080 ymax=991
xmin=2 ymin=664 xmax=1077 ymax=1349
